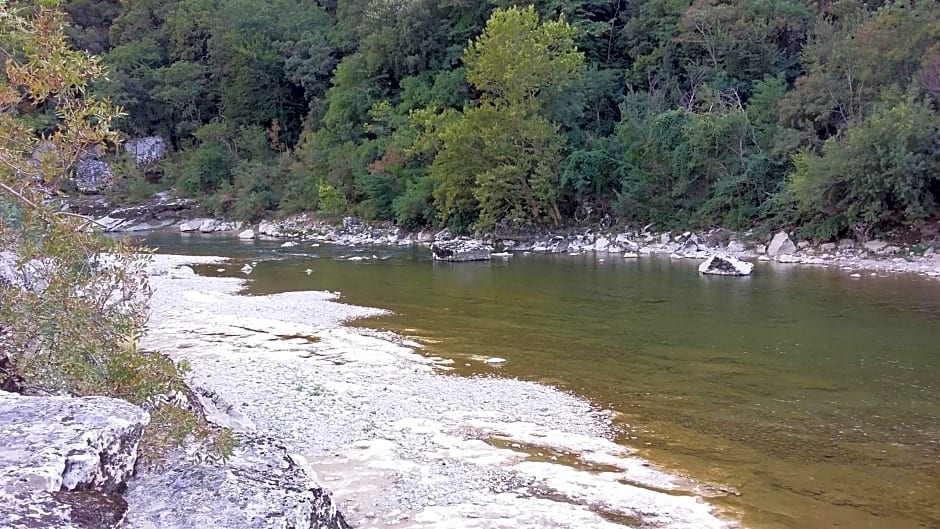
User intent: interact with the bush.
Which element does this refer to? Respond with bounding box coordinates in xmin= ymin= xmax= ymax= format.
xmin=0 ymin=4 xmax=232 ymax=466
xmin=785 ymin=92 xmax=940 ymax=235
xmin=393 ymin=172 xmax=436 ymax=229
xmin=317 ymin=181 xmax=348 ymax=215
xmin=172 ymin=143 xmax=234 ymax=197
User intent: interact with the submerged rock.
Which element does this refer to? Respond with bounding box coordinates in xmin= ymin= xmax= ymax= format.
xmin=0 ymin=391 xmax=149 ymax=529
xmin=124 ymin=433 xmax=351 ymax=529
xmin=430 ymin=240 xmax=492 ymax=262
xmin=698 ymin=255 xmax=753 ymax=276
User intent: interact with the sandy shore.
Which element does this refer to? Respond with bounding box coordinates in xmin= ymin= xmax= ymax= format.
xmin=143 ymin=254 xmax=740 ymax=529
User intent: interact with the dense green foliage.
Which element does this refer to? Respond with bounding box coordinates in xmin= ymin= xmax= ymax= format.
xmin=64 ymin=0 xmax=940 ymax=237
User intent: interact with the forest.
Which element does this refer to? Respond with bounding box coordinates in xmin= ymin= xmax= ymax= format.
xmin=58 ymin=0 xmax=940 ymax=239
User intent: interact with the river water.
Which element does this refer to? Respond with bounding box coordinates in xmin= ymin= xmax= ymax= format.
xmin=142 ymin=233 xmax=940 ymax=529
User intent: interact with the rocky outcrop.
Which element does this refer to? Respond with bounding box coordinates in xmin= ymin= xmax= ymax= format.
xmin=124 ymin=137 xmax=167 ymax=166
xmin=698 ymin=255 xmax=753 ymax=276
xmin=74 ymin=160 xmax=113 ymax=194
xmin=124 ymin=433 xmax=351 ymax=529
xmin=179 ymin=218 xmax=239 ymax=233
xmin=0 ymin=391 xmax=149 ymax=529
xmin=430 ymin=240 xmax=492 ymax=262
xmin=766 ymin=231 xmax=797 ymax=258
xmin=94 ymin=192 xmax=201 ymax=232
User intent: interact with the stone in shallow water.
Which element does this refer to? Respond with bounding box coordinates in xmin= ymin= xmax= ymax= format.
xmin=698 ymin=255 xmax=753 ymax=276
xmin=0 ymin=390 xmax=149 ymax=529
xmin=430 ymin=240 xmax=492 ymax=262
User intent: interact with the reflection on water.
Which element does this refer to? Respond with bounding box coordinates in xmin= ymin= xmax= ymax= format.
xmin=143 ymin=232 xmax=940 ymax=529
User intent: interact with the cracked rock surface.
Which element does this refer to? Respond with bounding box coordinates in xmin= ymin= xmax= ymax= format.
xmin=0 ymin=391 xmax=149 ymax=529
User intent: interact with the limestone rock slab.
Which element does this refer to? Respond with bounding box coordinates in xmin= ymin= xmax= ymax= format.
xmin=124 ymin=433 xmax=351 ymax=529
xmin=0 ymin=391 xmax=149 ymax=529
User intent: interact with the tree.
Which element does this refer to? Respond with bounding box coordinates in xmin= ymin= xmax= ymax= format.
xmin=0 ymin=1 xmax=231 ymax=463
xmin=431 ymin=6 xmax=584 ymax=232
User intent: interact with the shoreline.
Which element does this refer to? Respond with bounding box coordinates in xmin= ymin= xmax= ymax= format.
xmin=143 ymin=253 xmax=742 ymax=529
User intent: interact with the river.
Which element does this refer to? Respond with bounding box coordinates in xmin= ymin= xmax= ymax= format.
xmin=141 ymin=232 xmax=940 ymax=529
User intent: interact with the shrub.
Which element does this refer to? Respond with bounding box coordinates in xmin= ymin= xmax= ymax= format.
xmin=0 ymin=4 xmax=232 ymax=465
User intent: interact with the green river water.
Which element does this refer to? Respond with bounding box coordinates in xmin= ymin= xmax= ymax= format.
xmin=143 ymin=233 xmax=940 ymax=529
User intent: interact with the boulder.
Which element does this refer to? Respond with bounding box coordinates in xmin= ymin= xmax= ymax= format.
xmin=74 ymin=160 xmax=113 ymax=194
xmin=726 ymin=240 xmax=746 ymax=254
xmin=179 ymin=222 xmax=197 ymax=233
xmin=698 ymin=255 xmax=753 ymax=276
xmin=416 ymin=230 xmax=435 ymax=243
xmin=434 ymin=228 xmax=453 ymax=241
xmin=766 ymin=231 xmax=796 ymax=257
xmin=237 ymin=229 xmax=255 ymax=240
xmin=430 ymin=240 xmax=492 ymax=262
xmin=675 ymin=239 xmax=699 ymax=256
xmin=594 ymin=237 xmax=610 ymax=252
xmin=124 ymin=137 xmax=167 ymax=166
xmin=838 ymin=239 xmax=856 ymax=249
xmin=703 ymin=228 xmax=731 ymax=248
xmin=547 ymin=236 xmax=569 ymax=253
xmin=863 ymin=239 xmax=888 ymax=253
xmin=819 ymin=242 xmax=837 ymax=252
xmin=198 ymin=219 xmax=218 ymax=233
xmin=0 ymin=391 xmax=149 ymax=529
xmin=776 ymin=254 xmax=801 ymax=264
xmin=258 ymin=221 xmax=281 ymax=237
xmin=124 ymin=433 xmax=350 ymax=529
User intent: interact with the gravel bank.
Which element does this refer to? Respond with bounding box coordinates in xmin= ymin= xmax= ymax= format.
xmin=144 ymin=254 xmax=740 ymax=529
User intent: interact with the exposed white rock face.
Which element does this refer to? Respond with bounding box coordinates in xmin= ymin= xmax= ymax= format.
xmin=124 ymin=136 xmax=167 ymax=165
xmin=430 ymin=240 xmax=492 ymax=262
xmin=766 ymin=231 xmax=797 ymax=257
xmin=124 ymin=433 xmax=351 ymax=529
xmin=74 ymin=159 xmax=113 ymax=194
xmin=0 ymin=391 xmax=149 ymax=529
xmin=698 ymin=255 xmax=753 ymax=276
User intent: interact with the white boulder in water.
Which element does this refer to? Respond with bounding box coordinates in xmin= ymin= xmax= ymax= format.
xmin=698 ymin=255 xmax=753 ymax=276
xmin=238 ymin=229 xmax=255 ymax=240
xmin=430 ymin=240 xmax=492 ymax=262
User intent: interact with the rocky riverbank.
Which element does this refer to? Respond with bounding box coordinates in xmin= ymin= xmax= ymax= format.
xmin=142 ymin=254 xmax=741 ymax=529
xmin=78 ymin=190 xmax=940 ymax=278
